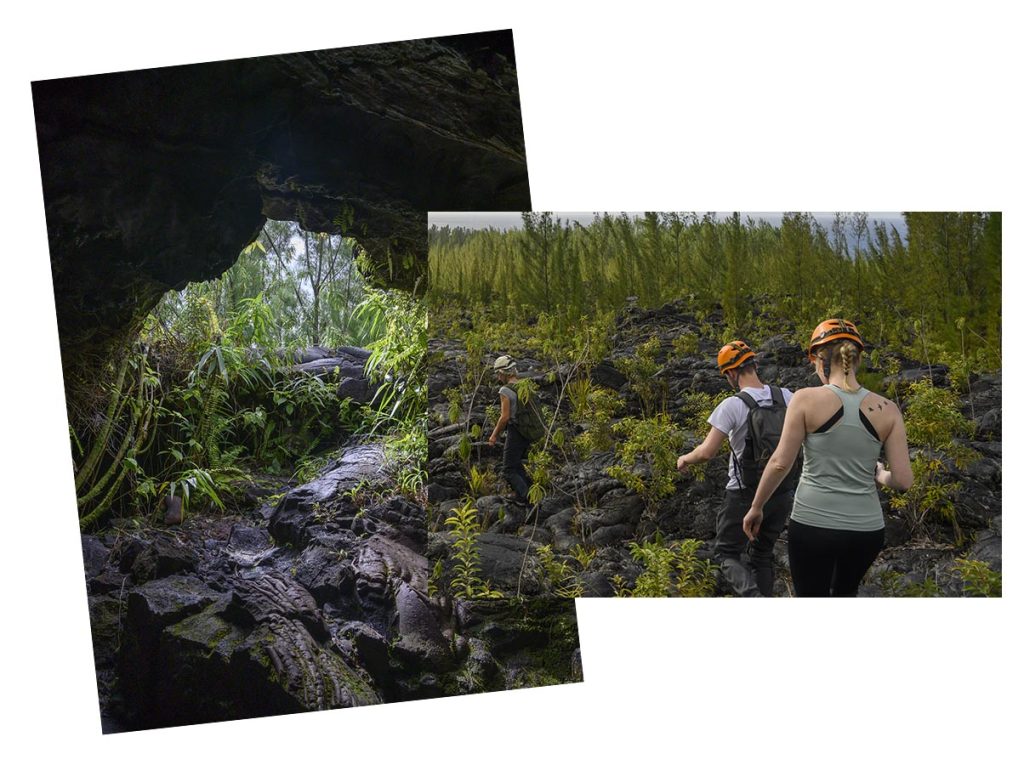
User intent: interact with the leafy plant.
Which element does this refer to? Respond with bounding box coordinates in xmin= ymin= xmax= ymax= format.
xmin=536 ymin=544 xmax=585 ymax=598
xmin=569 ymin=383 xmax=623 ymax=459
xmin=615 ymin=336 xmax=666 ymax=416
xmin=526 ymin=446 xmax=555 ymax=506
xmin=605 ymin=414 xmax=683 ymax=506
xmin=617 ymin=537 xmax=717 ymax=597
xmin=569 ymin=544 xmax=597 ymax=570
xmin=443 ymin=499 xmax=502 ymax=599
xmin=904 ymin=379 xmax=975 ymax=456
xmin=670 ymin=331 xmax=699 ymax=359
xmin=878 ymin=571 xmax=941 ymax=597
xmin=888 ymin=454 xmax=963 ymax=544
xmin=953 ymin=557 xmax=1001 ymax=597
xmin=465 ymin=464 xmax=497 ymax=499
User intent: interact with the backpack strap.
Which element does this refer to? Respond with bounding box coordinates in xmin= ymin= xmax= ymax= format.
xmin=735 ymin=391 xmax=758 ymax=410
xmin=729 ymin=392 xmax=758 ymax=491
xmin=769 ymin=385 xmax=786 ymax=407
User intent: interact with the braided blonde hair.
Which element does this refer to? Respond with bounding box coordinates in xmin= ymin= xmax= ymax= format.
xmin=818 ymin=340 xmax=861 ymax=391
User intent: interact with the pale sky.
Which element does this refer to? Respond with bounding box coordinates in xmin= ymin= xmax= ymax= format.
xmin=428 ymin=211 xmax=908 ymax=240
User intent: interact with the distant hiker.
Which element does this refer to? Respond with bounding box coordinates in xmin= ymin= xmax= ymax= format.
xmin=676 ymin=341 xmax=797 ymax=597
xmin=742 ymin=319 xmax=912 ymax=597
xmin=487 ymin=355 xmax=545 ymax=509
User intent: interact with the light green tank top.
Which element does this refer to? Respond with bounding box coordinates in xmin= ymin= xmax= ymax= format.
xmin=791 ymin=384 xmax=885 ymax=532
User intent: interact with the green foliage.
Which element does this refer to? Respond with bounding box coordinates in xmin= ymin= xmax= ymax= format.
xmin=73 ymin=218 xmax=403 ymax=529
xmin=605 ymin=414 xmax=683 ymax=506
xmin=953 ymin=557 xmax=1001 ymax=597
xmin=677 ymin=389 xmax=733 ymax=482
xmin=465 ymin=464 xmax=498 ymax=499
xmin=888 ymin=455 xmax=963 ymax=543
xmin=526 ymin=446 xmax=555 ymax=506
xmin=514 ymin=376 xmax=539 ymax=405
xmin=670 ymin=331 xmax=699 ymax=359
xmin=359 ymin=289 xmax=427 ymax=430
xmin=616 ymin=537 xmax=717 ymax=597
xmin=383 ymin=420 xmax=428 ymax=503
xmin=444 ymin=387 xmax=462 ymax=425
xmin=681 ymin=389 xmax=732 ymax=437
xmin=569 ymin=382 xmax=623 ymax=459
xmin=293 ymin=454 xmax=330 ymax=484
xmin=429 ymin=212 xmax=1000 ymax=372
xmin=160 ymin=466 xmax=233 ymax=512
xmin=877 ymin=571 xmax=941 ymax=597
xmin=536 ymin=545 xmax=585 ymax=598
xmin=615 ymin=335 xmax=666 ymax=416
xmin=569 ymin=544 xmax=597 ymax=570
xmin=444 ymin=499 xmax=503 ymax=599
xmin=904 ymin=380 xmax=974 ymax=453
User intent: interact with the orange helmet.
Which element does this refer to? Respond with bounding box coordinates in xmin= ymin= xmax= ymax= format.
xmin=807 ymin=319 xmax=864 ymax=360
xmin=717 ymin=340 xmax=756 ymax=373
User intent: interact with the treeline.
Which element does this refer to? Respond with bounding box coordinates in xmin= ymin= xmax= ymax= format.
xmin=428 ymin=212 xmax=1001 ymax=368
xmin=154 ymin=219 xmax=377 ymax=351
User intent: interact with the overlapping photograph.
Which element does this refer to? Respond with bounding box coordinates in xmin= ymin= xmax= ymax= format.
xmin=426 ymin=211 xmax=1001 ymax=599
xmin=33 ymin=34 xmax=582 ymax=732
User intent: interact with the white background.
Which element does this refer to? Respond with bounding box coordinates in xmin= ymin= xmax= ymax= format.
xmin=1 ymin=1 xmax=1019 ymax=762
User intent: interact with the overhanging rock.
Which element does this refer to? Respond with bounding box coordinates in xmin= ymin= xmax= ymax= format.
xmin=33 ymin=31 xmax=530 ymax=395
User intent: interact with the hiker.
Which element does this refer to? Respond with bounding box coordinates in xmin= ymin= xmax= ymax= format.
xmin=676 ymin=341 xmax=797 ymax=596
xmin=487 ymin=355 xmax=544 ymax=507
xmin=742 ymin=319 xmax=913 ymax=596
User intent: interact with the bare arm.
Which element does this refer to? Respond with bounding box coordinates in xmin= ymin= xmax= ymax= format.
xmin=677 ymin=427 xmax=727 ymax=472
xmin=488 ymin=395 xmax=512 ymax=445
xmin=876 ymin=412 xmax=913 ymax=491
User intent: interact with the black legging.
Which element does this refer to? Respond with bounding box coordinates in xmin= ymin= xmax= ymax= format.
xmin=787 ymin=519 xmax=885 ymax=597
xmin=502 ymin=424 xmax=532 ymax=502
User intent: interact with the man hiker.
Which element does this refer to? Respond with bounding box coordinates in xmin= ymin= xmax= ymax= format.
xmin=676 ymin=341 xmax=798 ymax=596
xmin=487 ymin=355 xmax=545 ymax=515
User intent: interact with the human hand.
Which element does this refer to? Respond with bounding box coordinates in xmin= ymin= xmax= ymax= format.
xmin=676 ymin=455 xmax=689 ymax=474
xmin=488 ymin=435 xmax=498 ymax=447
xmin=742 ymin=506 xmax=763 ymax=542
xmin=874 ymin=460 xmax=889 ymax=487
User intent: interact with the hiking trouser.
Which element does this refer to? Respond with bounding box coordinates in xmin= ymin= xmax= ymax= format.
xmin=715 ymin=488 xmax=793 ymax=597
xmin=502 ymin=424 xmax=532 ymax=502
xmin=787 ymin=518 xmax=885 ymax=597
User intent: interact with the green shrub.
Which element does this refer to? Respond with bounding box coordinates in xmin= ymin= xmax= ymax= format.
xmin=670 ymin=332 xmax=699 ymax=359
xmin=904 ymin=379 xmax=974 ymax=451
xmin=616 ymin=336 xmax=666 ymax=415
xmin=444 ymin=499 xmax=502 ymax=599
xmin=569 ymin=383 xmax=623 ymax=459
xmin=616 ymin=537 xmax=717 ymax=597
xmin=888 ymin=454 xmax=963 ymax=543
xmin=526 ymin=446 xmax=555 ymax=505
xmin=878 ymin=571 xmax=941 ymax=597
xmin=605 ymin=414 xmax=683 ymax=506
xmin=953 ymin=557 xmax=1001 ymax=597
xmin=536 ymin=544 xmax=585 ymax=598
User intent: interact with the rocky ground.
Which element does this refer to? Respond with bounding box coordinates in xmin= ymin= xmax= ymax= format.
xmin=426 ymin=300 xmax=1002 ymax=597
xmin=85 ymin=432 xmax=580 ymax=731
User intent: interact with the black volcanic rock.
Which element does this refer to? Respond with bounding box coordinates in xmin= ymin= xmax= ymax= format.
xmin=33 ymin=32 xmax=530 ymax=403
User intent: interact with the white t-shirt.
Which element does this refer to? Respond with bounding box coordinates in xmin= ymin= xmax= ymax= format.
xmin=707 ymin=384 xmax=794 ymax=491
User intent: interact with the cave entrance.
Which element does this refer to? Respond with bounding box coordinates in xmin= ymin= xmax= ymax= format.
xmin=150 ymin=219 xmax=379 ymax=353
xmin=74 ymin=218 xmax=426 ymax=530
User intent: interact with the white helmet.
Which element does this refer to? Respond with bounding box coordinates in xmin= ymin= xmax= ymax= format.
xmin=493 ymin=355 xmax=517 ymax=374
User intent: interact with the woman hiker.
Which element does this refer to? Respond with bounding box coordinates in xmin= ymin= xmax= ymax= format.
xmin=488 ymin=355 xmax=536 ymax=512
xmin=742 ymin=319 xmax=913 ymax=596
